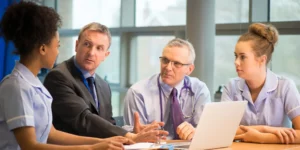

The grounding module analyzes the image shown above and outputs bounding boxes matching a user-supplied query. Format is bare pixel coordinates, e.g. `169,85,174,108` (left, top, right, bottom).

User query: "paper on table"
124,143,161,150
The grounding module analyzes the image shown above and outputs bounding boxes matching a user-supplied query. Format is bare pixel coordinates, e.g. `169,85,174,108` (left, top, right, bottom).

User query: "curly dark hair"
0,1,62,56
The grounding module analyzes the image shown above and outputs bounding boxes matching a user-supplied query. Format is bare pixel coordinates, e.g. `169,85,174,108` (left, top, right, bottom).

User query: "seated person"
0,2,131,149
123,38,211,140
44,22,168,143
221,22,300,144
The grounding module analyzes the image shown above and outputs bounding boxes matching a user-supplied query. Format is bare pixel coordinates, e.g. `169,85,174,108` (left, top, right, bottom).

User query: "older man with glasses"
123,38,211,140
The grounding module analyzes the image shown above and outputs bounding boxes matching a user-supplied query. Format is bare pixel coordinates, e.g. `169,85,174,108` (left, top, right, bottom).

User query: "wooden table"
166,141,300,150
226,142,300,150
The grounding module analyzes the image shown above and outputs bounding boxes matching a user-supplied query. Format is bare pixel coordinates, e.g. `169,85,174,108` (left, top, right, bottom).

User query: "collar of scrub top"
157,74,194,122
73,57,96,92
237,68,278,102
12,61,52,98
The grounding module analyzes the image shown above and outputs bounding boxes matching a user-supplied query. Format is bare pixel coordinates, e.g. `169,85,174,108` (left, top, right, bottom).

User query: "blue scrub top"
221,69,300,127
0,62,53,150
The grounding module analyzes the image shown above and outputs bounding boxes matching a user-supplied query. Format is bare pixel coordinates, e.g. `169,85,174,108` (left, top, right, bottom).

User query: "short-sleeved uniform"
221,69,300,127
0,62,53,150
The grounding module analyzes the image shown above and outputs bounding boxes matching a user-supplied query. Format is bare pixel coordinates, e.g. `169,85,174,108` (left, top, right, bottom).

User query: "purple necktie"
171,88,184,139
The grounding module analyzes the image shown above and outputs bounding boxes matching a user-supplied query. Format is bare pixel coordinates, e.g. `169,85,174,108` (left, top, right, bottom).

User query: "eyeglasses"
159,57,190,68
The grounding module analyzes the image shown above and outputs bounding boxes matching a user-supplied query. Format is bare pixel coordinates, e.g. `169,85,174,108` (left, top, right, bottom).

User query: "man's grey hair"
164,38,196,64
78,22,112,49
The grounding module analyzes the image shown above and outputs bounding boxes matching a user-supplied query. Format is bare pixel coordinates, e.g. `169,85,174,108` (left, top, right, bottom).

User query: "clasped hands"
234,125,297,144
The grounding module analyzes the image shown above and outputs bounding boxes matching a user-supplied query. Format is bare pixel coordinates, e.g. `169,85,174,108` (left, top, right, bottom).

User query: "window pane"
130,36,175,84
96,36,120,84
272,35,300,90
135,0,186,27
57,36,120,84
215,0,249,23
270,0,300,21
56,37,77,64
214,36,238,92
57,0,121,29
111,91,120,117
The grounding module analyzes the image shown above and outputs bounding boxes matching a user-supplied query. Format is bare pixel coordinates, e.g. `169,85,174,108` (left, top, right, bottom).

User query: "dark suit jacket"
44,57,128,138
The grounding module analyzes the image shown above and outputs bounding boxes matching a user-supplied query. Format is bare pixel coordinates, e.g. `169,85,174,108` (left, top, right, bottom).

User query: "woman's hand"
90,141,124,150
104,136,134,145
263,126,297,144
234,125,264,143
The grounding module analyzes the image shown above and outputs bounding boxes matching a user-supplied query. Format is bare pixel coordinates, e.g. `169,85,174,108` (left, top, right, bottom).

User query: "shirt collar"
73,57,95,79
13,61,43,88
237,69,278,93
159,75,184,98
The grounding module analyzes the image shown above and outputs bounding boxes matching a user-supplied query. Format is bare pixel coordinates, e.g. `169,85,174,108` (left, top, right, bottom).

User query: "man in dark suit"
44,22,168,142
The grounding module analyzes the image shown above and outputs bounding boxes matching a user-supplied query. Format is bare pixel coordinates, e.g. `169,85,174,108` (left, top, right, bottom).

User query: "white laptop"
173,101,247,150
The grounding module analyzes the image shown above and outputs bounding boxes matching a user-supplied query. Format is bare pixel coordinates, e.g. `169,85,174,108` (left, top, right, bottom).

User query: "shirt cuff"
122,125,134,132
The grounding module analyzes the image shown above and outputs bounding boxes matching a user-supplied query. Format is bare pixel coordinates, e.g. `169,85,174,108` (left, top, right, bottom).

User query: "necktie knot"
171,88,178,101
87,77,95,85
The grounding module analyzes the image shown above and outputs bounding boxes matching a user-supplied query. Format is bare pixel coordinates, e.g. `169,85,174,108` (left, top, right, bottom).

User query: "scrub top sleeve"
2,80,35,130
284,80,300,120
221,82,234,102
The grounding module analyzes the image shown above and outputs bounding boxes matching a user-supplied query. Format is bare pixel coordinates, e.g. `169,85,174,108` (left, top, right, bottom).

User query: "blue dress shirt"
74,58,99,110
123,74,211,139
221,69,300,127
0,62,53,150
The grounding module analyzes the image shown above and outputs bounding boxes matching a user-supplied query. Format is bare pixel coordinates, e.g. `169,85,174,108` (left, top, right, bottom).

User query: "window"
96,36,120,84
130,36,175,84
56,36,77,64
272,35,300,90
135,0,186,26
111,91,120,116
270,0,300,21
57,0,121,29
215,0,249,23
214,36,239,92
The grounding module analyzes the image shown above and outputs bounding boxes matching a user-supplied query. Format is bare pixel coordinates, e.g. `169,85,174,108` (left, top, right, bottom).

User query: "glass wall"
57,0,121,29
214,36,239,91
215,0,249,23
135,0,186,26
32,0,300,115
270,0,300,21
272,35,300,89
130,36,175,84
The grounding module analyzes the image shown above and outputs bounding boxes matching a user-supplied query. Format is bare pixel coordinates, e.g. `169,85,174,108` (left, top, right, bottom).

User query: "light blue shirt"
221,69,300,127
0,62,53,150
123,74,211,139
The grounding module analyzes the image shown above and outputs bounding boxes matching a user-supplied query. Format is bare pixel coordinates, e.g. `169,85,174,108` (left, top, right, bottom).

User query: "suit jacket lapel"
66,57,99,114
95,76,105,116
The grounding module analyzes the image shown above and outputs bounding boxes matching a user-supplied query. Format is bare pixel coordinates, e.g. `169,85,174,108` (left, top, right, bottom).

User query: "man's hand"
176,122,195,140
234,125,264,143
133,112,164,133
263,126,297,144
127,123,169,143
